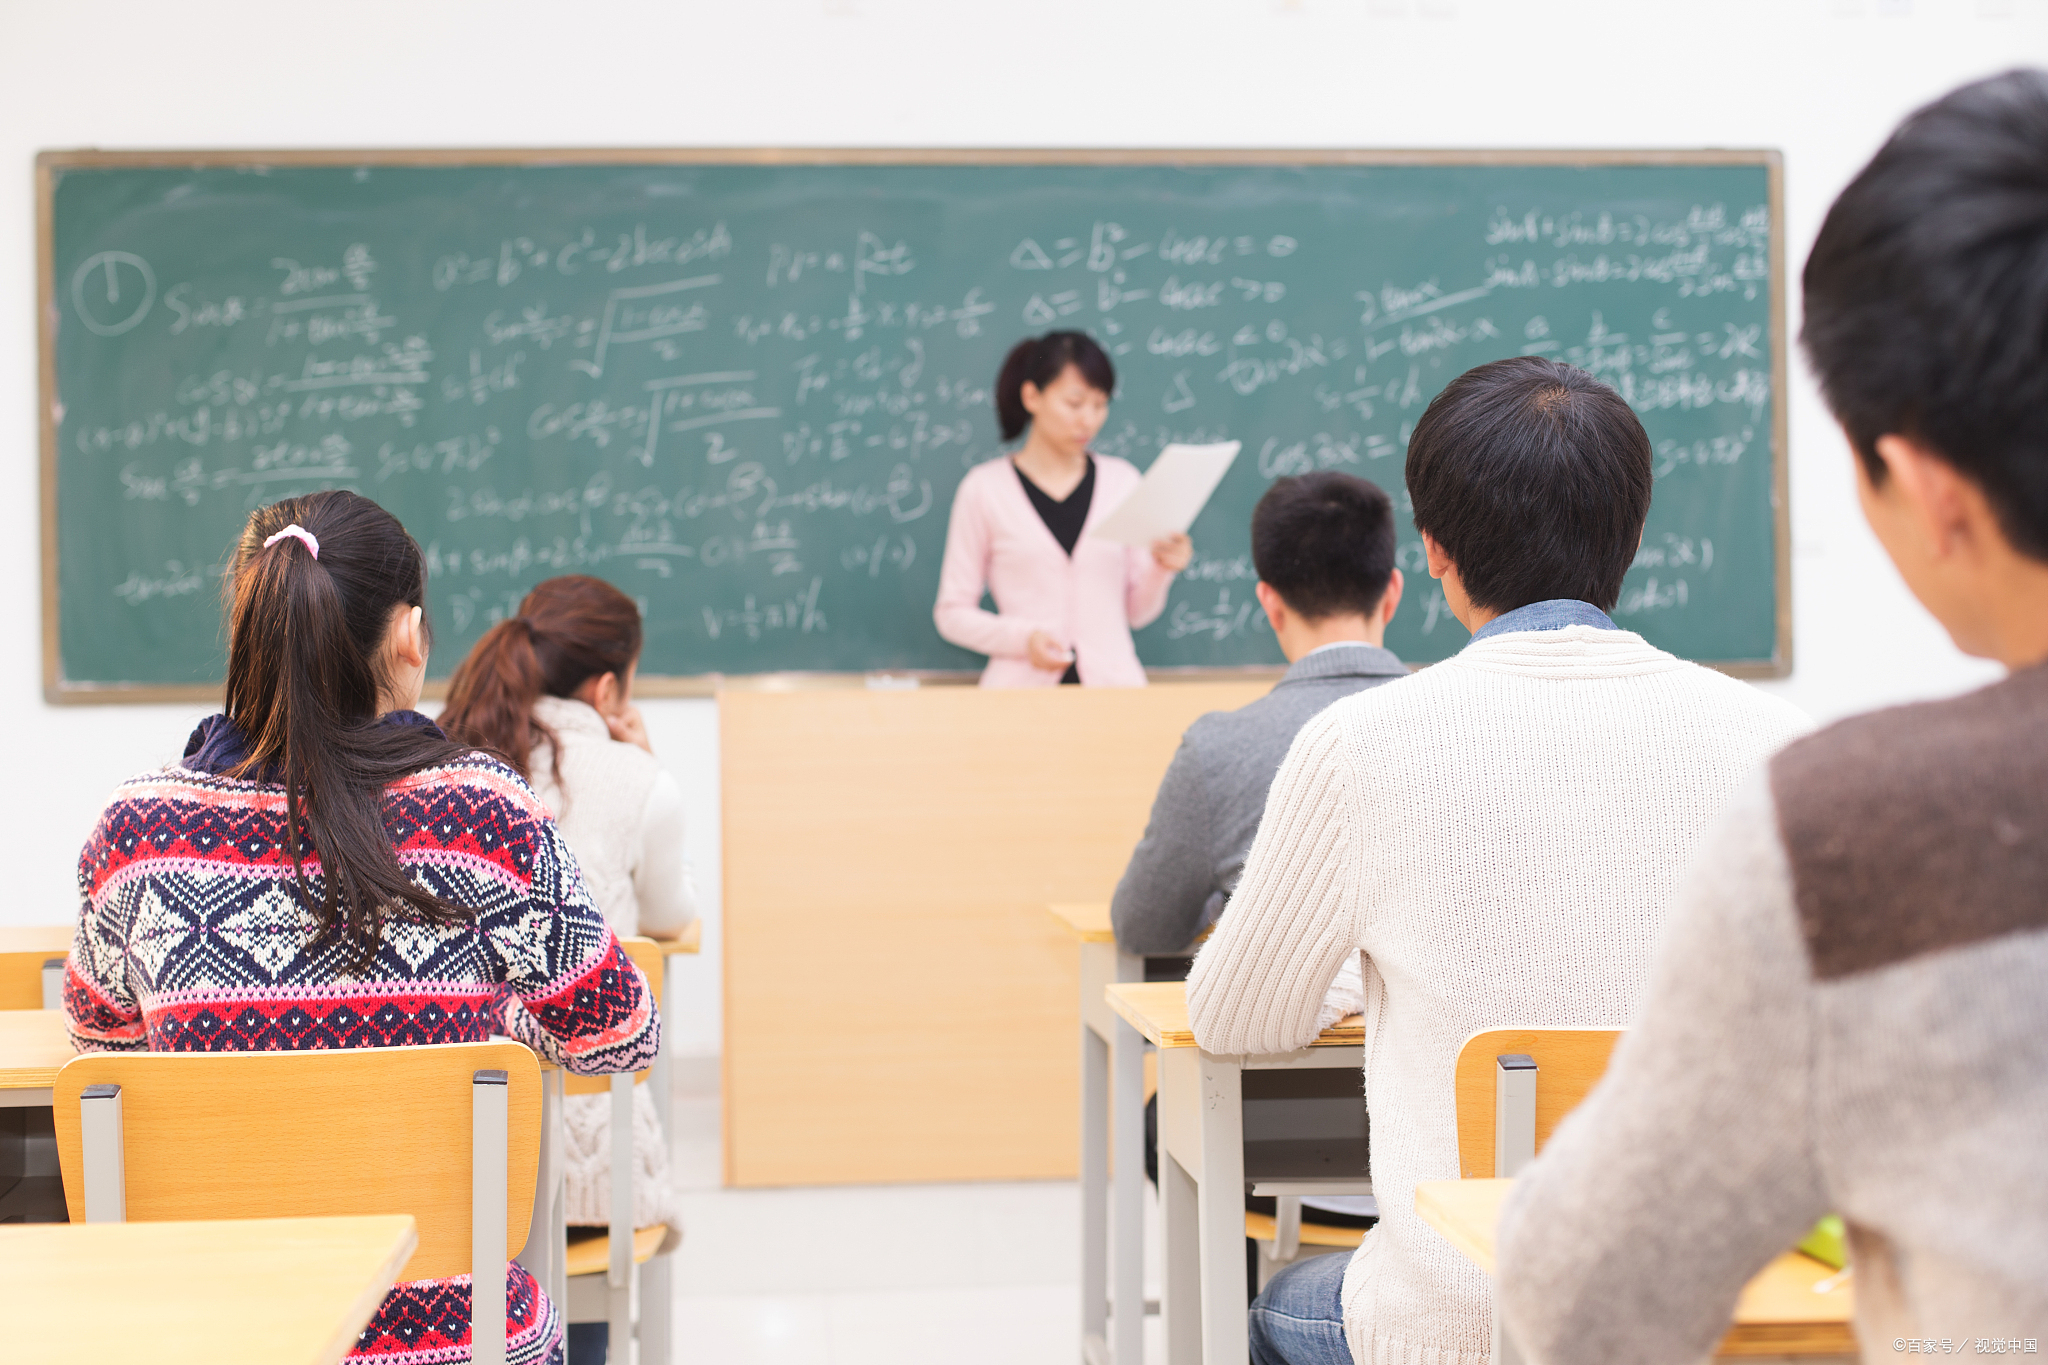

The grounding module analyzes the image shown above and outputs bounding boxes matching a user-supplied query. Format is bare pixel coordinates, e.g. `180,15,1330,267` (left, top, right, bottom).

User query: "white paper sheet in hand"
1088,441,1241,547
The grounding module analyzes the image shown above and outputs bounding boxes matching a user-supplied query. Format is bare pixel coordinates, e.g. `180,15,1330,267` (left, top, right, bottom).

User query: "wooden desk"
0,1009,74,1108
1416,1179,1857,1357
1109,981,1365,1365
1050,903,1144,1365
2,1213,417,1364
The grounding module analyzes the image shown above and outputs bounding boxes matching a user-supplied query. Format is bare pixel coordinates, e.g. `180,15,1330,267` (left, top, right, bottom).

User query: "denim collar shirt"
1466,598,1618,646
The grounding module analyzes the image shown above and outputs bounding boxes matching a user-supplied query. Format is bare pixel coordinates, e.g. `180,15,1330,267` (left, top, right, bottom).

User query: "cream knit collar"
1450,623,1680,678
533,694,612,740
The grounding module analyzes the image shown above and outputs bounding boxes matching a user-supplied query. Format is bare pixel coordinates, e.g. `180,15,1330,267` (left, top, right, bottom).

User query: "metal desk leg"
1160,1145,1202,1365
1081,1015,1110,1364
1110,1018,1146,1365
1194,1050,1248,1365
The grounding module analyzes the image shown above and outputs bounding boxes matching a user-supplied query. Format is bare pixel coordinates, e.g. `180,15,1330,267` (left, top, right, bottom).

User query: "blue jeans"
1248,1251,1355,1365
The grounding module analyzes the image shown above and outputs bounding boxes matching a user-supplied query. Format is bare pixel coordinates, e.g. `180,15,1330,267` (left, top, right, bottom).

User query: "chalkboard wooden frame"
37,147,1789,703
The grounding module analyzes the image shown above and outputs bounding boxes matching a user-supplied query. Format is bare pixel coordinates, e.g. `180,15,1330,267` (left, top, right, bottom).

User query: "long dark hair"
994,331,1116,441
223,490,476,970
439,575,643,783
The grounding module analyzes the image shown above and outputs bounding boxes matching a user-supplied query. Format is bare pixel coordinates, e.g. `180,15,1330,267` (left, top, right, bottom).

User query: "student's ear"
1420,532,1454,581
388,604,426,671
1254,580,1288,634
1377,567,1404,627
1870,434,1980,562
1019,381,1045,418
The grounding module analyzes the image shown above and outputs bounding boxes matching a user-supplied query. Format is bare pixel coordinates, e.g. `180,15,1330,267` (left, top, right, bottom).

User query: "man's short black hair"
1803,68,2048,561
1250,471,1397,620
1404,356,1651,614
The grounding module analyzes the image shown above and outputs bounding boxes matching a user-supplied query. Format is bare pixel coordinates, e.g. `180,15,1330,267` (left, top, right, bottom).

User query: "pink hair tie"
262,524,320,559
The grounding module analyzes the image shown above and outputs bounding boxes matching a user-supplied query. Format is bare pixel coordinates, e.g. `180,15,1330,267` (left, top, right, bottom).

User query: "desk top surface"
648,920,701,955
1415,1179,1854,1340
1105,981,1364,1050
0,925,72,957
3,1214,417,1365
1047,903,1114,943
0,1009,73,1089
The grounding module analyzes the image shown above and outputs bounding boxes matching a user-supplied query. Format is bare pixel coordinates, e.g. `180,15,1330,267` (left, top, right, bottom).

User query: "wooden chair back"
0,926,74,1009
563,936,663,1097
1452,1028,1623,1178
52,1040,541,1281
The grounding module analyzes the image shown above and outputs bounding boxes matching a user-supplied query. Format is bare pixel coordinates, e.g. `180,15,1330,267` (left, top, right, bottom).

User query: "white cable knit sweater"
1187,626,1811,1365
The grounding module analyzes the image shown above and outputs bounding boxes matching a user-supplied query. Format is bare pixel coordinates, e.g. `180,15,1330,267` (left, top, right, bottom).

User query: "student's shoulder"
391,749,554,823
1657,657,1812,735
1769,665,2048,981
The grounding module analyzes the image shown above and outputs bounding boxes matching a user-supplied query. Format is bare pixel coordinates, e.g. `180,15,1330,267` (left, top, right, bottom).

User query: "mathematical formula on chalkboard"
39,152,1786,697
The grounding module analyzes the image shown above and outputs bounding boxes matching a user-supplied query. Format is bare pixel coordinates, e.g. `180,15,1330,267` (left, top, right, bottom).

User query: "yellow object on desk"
1,1214,417,1365
1105,979,1365,1049
1415,1179,1855,1357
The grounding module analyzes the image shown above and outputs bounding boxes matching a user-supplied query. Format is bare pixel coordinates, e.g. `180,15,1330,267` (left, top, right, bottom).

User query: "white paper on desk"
1088,441,1241,547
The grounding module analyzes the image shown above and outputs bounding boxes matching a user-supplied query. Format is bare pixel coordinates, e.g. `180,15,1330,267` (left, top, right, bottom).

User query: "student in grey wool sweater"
1112,470,1406,958
1498,70,2048,1357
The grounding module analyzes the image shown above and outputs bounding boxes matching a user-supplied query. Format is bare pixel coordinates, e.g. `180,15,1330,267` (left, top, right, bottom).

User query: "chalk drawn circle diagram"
71,251,156,336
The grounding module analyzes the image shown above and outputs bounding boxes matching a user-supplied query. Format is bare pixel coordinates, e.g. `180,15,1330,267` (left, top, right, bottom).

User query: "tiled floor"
661,1091,1148,1364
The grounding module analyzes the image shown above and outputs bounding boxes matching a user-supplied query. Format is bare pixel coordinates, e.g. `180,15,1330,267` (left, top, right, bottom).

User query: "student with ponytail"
934,330,1193,686
65,490,659,1365
442,577,695,1358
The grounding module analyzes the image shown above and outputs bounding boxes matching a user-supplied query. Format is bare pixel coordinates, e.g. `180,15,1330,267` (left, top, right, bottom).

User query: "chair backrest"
0,926,75,1009
1452,1028,1623,1179
52,1040,540,1281
563,936,664,1098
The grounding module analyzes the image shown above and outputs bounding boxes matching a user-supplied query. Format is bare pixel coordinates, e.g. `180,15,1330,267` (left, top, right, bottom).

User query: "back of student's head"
1804,68,2048,560
1251,472,1397,619
440,575,644,781
994,330,1116,441
1405,357,1651,614
224,490,471,966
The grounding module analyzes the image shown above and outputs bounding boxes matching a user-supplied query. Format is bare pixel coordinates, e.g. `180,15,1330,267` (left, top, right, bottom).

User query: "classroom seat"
0,925,74,1009
1450,1027,1853,1361
51,1040,541,1364
561,934,675,1365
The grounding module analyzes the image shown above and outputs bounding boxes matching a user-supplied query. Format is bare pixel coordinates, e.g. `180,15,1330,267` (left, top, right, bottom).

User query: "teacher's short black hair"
1251,472,1397,621
1804,68,2048,561
1405,356,1651,614
995,331,1116,441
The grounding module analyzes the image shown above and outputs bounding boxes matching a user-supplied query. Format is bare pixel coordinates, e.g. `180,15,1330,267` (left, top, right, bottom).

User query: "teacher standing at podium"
935,331,1192,687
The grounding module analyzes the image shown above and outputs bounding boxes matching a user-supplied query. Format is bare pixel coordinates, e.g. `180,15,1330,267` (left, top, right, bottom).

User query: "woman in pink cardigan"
934,332,1192,687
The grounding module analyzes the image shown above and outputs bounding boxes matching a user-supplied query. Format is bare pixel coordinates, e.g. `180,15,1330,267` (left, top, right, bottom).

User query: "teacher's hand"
1026,630,1076,673
1151,533,1193,573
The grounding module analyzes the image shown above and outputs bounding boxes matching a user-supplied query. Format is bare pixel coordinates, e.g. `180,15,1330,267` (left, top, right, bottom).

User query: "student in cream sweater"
442,576,696,1363
1187,357,1810,1365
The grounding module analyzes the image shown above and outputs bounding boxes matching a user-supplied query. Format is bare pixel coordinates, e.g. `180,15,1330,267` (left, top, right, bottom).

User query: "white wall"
5,1,2044,1054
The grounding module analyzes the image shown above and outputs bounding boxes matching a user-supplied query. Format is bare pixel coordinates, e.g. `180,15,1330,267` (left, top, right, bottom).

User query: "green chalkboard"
39,151,1786,697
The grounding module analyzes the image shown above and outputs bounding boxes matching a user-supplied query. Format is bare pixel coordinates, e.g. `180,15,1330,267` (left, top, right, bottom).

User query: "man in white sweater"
1186,355,1810,1365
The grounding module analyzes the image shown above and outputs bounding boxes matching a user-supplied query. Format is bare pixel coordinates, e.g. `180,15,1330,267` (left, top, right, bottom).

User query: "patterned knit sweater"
1187,626,1811,1365
65,711,661,1365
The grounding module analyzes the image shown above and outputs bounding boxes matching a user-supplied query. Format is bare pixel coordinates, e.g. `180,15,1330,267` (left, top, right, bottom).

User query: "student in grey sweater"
1111,470,1407,958
1498,70,2048,1357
